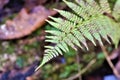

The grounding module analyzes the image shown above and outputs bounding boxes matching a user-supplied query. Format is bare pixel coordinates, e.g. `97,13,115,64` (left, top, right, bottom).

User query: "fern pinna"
36,0,120,70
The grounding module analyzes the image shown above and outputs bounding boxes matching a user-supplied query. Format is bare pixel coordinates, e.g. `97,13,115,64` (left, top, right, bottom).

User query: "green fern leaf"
100,0,111,13
36,0,120,70
113,0,120,20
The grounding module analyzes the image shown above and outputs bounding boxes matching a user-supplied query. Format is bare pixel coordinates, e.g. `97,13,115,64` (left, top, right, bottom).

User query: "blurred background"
0,0,119,80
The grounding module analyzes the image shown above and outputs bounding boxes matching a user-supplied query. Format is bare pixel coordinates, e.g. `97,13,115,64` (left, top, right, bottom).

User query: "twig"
76,53,82,80
65,59,96,80
100,45,120,78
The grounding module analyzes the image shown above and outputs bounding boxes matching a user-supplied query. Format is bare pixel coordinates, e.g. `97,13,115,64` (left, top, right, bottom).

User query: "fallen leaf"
0,6,52,40
24,0,47,11
0,0,66,40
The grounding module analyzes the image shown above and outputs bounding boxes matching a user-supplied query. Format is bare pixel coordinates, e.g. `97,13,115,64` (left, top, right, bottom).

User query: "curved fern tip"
91,40,96,46
45,19,49,22
85,45,89,51
63,0,67,3
48,16,51,18
35,66,40,71
48,16,54,19
106,39,111,44
53,8,60,12
35,65,42,71
35,62,45,71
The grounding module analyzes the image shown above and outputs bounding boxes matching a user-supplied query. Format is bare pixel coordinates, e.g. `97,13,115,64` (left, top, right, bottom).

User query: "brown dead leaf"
25,0,47,5
0,0,66,40
24,0,47,11
0,6,54,40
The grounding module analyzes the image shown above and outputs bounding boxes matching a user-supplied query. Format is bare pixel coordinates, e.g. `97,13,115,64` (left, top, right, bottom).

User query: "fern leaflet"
36,0,120,70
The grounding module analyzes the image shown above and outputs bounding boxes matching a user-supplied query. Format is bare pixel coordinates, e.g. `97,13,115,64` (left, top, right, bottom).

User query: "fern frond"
53,9,82,23
63,0,90,19
113,0,120,20
100,0,111,13
85,0,102,13
36,0,120,69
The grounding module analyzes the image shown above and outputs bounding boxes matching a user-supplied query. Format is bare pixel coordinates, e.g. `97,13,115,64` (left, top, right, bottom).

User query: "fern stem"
100,45,120,78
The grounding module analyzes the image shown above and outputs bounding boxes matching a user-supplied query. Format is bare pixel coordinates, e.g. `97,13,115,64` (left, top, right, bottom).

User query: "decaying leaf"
24,0,47,11
0,6,54,40
25,0,47,5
